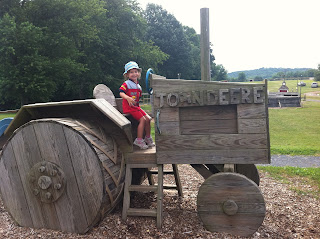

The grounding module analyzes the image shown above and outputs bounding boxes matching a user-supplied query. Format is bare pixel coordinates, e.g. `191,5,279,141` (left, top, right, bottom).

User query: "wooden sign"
151,76,270,165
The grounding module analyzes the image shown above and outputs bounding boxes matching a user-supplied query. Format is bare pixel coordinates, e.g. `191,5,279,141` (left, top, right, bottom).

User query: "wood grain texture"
93,84,117,108
3,99,133,153
156,134,268,151
237,103,266,119
0,118,125,234
179,105,237,121
180,119,237,135
157,149,269,164
197,173,265,237
238,118,267,134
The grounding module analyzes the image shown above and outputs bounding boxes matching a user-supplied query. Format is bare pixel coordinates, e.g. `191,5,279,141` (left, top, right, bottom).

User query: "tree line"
0,0,227,110
228,67,319,82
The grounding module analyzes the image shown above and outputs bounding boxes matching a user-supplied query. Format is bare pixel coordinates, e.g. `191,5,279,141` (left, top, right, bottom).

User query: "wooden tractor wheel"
0,118,126,234
197,172,266,237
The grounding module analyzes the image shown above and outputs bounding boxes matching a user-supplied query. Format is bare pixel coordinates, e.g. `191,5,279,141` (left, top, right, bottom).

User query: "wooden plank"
156,121,180,136
0,141,34,228
19,123,61,230
157,164,163,228
156,149,269,164
152,79,266,92
238,119,267,134
92,99,131,129
125,147,157,164
180,119,237,135
63,125,104,230
150,73,166,81
158,107,179,122
156,134,268,151
237,103,266,119
152,79,266,109
33,121,90,232
128,185,158,192
180,105,237,121
127,208,157,217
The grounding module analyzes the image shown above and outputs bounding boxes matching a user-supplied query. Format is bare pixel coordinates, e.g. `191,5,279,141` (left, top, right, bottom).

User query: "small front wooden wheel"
197,172,265,237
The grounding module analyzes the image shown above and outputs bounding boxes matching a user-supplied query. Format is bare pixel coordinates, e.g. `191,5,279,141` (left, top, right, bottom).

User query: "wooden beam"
200,8,210,82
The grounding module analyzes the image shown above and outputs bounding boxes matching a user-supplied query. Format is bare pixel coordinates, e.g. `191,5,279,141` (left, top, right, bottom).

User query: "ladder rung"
152,184,178,190
163,184,178,190
149,170,174,174
127,208,157,217
129,185,158,192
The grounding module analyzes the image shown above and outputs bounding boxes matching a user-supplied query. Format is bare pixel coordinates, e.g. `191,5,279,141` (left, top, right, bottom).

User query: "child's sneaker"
133,138,148,149
144,136,155,147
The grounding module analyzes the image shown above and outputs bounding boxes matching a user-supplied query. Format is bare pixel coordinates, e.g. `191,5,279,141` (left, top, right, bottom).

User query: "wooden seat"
122,147,163,228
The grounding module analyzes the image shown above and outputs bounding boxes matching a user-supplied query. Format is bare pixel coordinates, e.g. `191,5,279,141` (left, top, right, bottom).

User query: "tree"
315,64,320,82
0,14,52,106
237,72,247,82
183,26,201,79
254,76,264,81
211,63,228,81
144,4,192,79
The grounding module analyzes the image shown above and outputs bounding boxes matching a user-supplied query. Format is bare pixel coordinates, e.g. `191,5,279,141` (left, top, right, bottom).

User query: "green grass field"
269,101,320,156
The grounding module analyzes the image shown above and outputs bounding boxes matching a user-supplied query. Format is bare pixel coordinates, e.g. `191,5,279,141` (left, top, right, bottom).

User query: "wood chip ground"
0,164,318,238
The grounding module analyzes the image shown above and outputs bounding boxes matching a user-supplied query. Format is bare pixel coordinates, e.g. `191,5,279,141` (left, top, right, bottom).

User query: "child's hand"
126,97,135,107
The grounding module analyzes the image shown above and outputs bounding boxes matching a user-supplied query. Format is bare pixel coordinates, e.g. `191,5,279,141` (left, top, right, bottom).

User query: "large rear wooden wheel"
0,118,125,233
197,172,265,237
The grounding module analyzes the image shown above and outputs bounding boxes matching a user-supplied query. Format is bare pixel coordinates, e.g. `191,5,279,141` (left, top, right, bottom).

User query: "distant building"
268,80,301,107
278,81,289,92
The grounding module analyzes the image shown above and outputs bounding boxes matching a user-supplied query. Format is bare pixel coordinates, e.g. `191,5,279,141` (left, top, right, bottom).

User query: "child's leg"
137,117,146,139
143,114,155,146
144,116,151,137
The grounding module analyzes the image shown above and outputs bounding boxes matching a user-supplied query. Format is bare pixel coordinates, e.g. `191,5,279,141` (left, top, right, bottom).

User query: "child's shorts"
125,107,147,121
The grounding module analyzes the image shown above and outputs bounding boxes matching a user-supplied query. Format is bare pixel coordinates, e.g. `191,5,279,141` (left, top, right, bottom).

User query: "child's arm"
120,92,135,107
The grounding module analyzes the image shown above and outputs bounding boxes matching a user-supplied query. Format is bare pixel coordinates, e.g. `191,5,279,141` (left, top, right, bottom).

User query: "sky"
137,0,320,73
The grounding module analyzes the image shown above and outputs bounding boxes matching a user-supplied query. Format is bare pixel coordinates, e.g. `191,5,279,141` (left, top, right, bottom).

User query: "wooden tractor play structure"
0,74,270,237
0,8,270,237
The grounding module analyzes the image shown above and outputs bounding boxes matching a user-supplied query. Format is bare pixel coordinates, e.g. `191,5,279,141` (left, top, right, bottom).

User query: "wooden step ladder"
122,148,183,228
122,148,163,228
147,164,183,197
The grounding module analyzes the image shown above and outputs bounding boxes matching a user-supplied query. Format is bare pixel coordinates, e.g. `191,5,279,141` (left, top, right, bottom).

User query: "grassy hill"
228,67,313,79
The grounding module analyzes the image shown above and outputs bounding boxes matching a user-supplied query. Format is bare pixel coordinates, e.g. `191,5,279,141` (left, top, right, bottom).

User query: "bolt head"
38,166,46,173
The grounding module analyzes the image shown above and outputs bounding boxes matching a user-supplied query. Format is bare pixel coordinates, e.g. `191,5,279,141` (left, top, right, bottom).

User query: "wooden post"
200,8,210,82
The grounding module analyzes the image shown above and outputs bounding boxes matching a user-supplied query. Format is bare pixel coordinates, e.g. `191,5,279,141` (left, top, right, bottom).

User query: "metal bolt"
33,189,39,196
54,184,61,190
38,176,52,190
45,192,52,200
38,166,46,173
50,170,57,176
